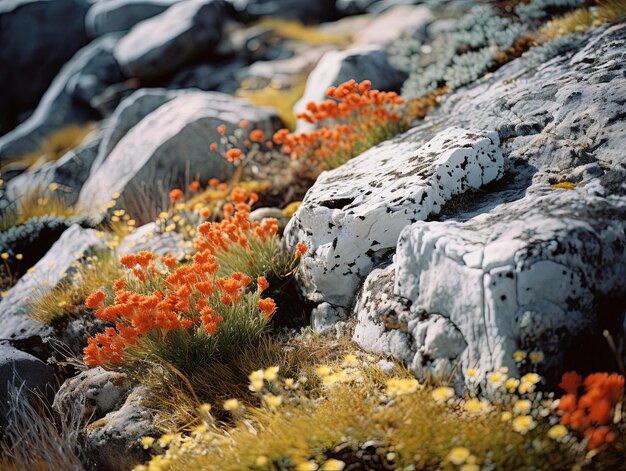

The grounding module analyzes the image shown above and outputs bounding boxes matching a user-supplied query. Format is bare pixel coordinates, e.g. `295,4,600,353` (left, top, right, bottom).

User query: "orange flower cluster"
209,120,274,167
558,371,624,449
195,187,278,258
273,79,404,171
83,189,281,367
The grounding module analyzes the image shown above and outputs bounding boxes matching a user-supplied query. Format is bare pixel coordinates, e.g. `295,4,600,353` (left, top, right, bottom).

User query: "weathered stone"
85,386,158,471
311,302,347,334
0,0,90,135
113,0,228,80
293,45,406,131
352,5,431,46
285,127,504,307
0,34,122,161
85,0,177,38
0,225,106,348
0,345,56,426
229,0,336,24
78,92,281,223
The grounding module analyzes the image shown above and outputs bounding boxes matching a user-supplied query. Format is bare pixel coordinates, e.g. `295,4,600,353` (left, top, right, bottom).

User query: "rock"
78,92,281,223
113,0,228,80
85,0,177,38
0,225,106,351
93,88,185,172
169,59,247,94
285,126,504,307
344,24,626,385
229,0,337,24
0,34,122,161
352,5,431,46
293,45,406,131
0,0,90,135
53,368,132,423
4,132,101,206
53,368,155,470
118,222,188,258
311,302,347,334
0,345,56,426
85,386,158,471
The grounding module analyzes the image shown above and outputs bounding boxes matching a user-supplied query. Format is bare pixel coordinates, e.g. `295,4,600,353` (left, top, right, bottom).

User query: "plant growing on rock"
82,188,303,373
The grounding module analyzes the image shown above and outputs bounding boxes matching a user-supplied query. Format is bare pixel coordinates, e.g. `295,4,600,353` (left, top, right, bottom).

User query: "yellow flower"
447,447,471,465
488,372,505,385
512,415,536,434
513,350,527,362
193,424,207,435
460,465,480,471
386,378,420,397
323,371,347,385
106,200,116,209
264,366,279,382
140,436,155,449
521,372,540,384
296,461,319,471
431,386,455,403
15,254,23,260
547,424,568,440
284,378,295,388
529,351,544,364
464,398,486,413
316,365,332,377
501,411,512,422
112,191,121,198
321,459,346,470
1,253,8,260
255,456,269,467
158,212,168,219
466,368,478,378
342,354,358,367
505,378,519,391
513,399,532,415
249,369,265,392
223,399,240,411
200,403,211,414
158,433,177,447
263,394,283,409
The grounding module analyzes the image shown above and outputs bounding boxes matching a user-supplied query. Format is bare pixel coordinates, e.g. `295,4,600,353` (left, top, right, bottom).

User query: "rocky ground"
1,0,625,470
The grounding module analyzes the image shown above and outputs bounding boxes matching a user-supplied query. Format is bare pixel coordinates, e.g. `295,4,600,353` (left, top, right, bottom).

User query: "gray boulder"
0,225,106,349
0,0,90,135
0,34,122,161
93,88,185,172
293,45,406,131
113,0,228,80
285,126,504,307
78,92,281,223
228,0,336,24
118,222,188,258
4,131,101,206
85,0,177,38
0,345,56,426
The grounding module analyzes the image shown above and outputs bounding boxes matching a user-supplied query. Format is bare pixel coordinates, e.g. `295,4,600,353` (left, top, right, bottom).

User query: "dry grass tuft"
256,18,352,46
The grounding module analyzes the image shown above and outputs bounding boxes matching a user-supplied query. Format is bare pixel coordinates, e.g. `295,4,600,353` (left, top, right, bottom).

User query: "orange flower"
209,178,220,187
559,371,582,395
257,276,269,293
225,148,243,162
558,394,577,413
85,290,106,310
199,207,211,219
258,298,276,318
295,242,307,257
239,120,249,128
217,124,226,135
209,143,218,151
169,188,184,203
249,129,265,142
162,254,177,268
188,180,201,192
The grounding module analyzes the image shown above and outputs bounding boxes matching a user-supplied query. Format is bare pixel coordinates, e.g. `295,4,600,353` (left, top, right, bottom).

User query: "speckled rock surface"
0,225,106,347
339,23,626,385
78,91,281,223
285,126,504,307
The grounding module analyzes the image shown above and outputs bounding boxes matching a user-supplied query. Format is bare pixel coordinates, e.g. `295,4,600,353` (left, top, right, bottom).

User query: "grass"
29,249,123,325
237,77,307,131
0,123,96,171
538,0,626,41
255,18,352,46
136,344,626,471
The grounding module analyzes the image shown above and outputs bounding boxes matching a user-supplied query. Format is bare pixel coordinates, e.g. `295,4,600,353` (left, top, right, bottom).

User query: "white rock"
118,222,188,258
85,0,177,38
285,126,503,307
